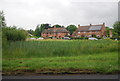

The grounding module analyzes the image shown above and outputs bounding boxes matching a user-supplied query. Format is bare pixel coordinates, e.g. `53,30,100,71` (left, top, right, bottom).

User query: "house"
72,23,106,38
41,26,70,39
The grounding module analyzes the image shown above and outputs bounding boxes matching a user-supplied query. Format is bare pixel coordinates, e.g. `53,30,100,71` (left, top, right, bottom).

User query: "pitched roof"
42,28,69,33
76,24,103,32
77,26,90,32
89,25,102,31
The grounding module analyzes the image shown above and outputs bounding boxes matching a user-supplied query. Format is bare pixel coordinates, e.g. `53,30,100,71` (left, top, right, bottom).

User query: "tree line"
1,11,120,43
27,24,77,37
29,22,120,39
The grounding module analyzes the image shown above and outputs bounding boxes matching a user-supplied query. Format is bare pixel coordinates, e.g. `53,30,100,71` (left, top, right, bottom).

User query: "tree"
61,25,65,28
113,21,120,38
44,24,51,29
0,11,6,28
34,24,51,37
106,27,113,37
27,29,34,35
34,24,41,37
2,26,27,41
66,25,77,35
52,24,62,28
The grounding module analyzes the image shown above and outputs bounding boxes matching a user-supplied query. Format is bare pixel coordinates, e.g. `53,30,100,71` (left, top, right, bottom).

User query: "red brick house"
72,23,106,38
41,26,70,39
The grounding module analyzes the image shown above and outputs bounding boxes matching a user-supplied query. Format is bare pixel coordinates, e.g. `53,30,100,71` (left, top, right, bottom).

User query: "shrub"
2,26,27,41
70,37,88,40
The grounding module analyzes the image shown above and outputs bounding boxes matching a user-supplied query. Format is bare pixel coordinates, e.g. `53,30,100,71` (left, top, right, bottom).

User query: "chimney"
54,25,56,28
53,25,56,33
109,30,113,38
78,24,80,28
103,22,105,26
90,24,92,26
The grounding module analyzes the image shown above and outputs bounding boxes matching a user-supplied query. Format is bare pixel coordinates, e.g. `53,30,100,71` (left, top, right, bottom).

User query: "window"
78,32,80,33
77,35,80,37
84,32,86,33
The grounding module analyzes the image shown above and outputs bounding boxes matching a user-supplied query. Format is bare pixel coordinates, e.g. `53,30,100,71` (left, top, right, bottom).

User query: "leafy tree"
44,24,51,29
61,25,65,28
113,21,120,38
27,29,34,35
34,24,41,37
0,11,6,28
2,26,27,41
0,11,7,47
34,24,51,37
66,25,77,35
52,24,62,28
106,27,113,37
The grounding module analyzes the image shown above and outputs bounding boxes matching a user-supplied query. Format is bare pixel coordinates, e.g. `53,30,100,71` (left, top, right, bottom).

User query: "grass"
2,39,119,75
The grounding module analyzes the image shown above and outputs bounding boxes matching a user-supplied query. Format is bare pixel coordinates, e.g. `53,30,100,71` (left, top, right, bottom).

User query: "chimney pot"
54,25,56,28
90,24,92,26
103,22,105,25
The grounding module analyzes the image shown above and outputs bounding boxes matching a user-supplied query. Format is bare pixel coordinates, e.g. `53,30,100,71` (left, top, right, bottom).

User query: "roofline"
78,24,104,27
41,27,70,33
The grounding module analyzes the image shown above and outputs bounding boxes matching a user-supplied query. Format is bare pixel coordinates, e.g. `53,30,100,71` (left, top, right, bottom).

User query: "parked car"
64,37,71,40
115,38,118,40
29,38,36,39
37,37,44,40
88,37,98,40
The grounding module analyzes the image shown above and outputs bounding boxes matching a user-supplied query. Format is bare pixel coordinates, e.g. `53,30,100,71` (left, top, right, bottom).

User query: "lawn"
2,39,119,75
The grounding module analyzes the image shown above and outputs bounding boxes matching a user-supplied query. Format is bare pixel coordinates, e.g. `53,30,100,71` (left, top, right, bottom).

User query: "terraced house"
41,26,70,39
72,23,106,38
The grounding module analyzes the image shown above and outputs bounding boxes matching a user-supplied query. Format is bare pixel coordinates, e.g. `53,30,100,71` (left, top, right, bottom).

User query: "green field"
2,39,119,75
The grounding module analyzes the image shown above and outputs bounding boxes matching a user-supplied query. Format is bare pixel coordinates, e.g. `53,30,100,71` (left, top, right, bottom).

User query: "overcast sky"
0,0,119,30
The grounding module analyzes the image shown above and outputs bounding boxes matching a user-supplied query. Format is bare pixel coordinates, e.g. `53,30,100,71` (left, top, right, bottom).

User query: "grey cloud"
0,0,118,30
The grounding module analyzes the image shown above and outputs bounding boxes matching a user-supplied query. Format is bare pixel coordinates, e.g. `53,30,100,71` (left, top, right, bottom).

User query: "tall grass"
3,39,118,58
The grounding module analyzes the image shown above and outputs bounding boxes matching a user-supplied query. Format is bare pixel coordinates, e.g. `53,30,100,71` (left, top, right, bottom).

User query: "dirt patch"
3,68,119,76
2,69,104,76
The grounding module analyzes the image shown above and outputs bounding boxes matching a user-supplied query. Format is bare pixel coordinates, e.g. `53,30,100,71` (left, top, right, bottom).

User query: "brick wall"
72,24,106,38
41,32,69,39
73,31,102,37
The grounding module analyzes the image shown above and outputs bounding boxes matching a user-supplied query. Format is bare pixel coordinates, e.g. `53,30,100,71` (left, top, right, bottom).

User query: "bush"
71,37,88,40
2,26,27,41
